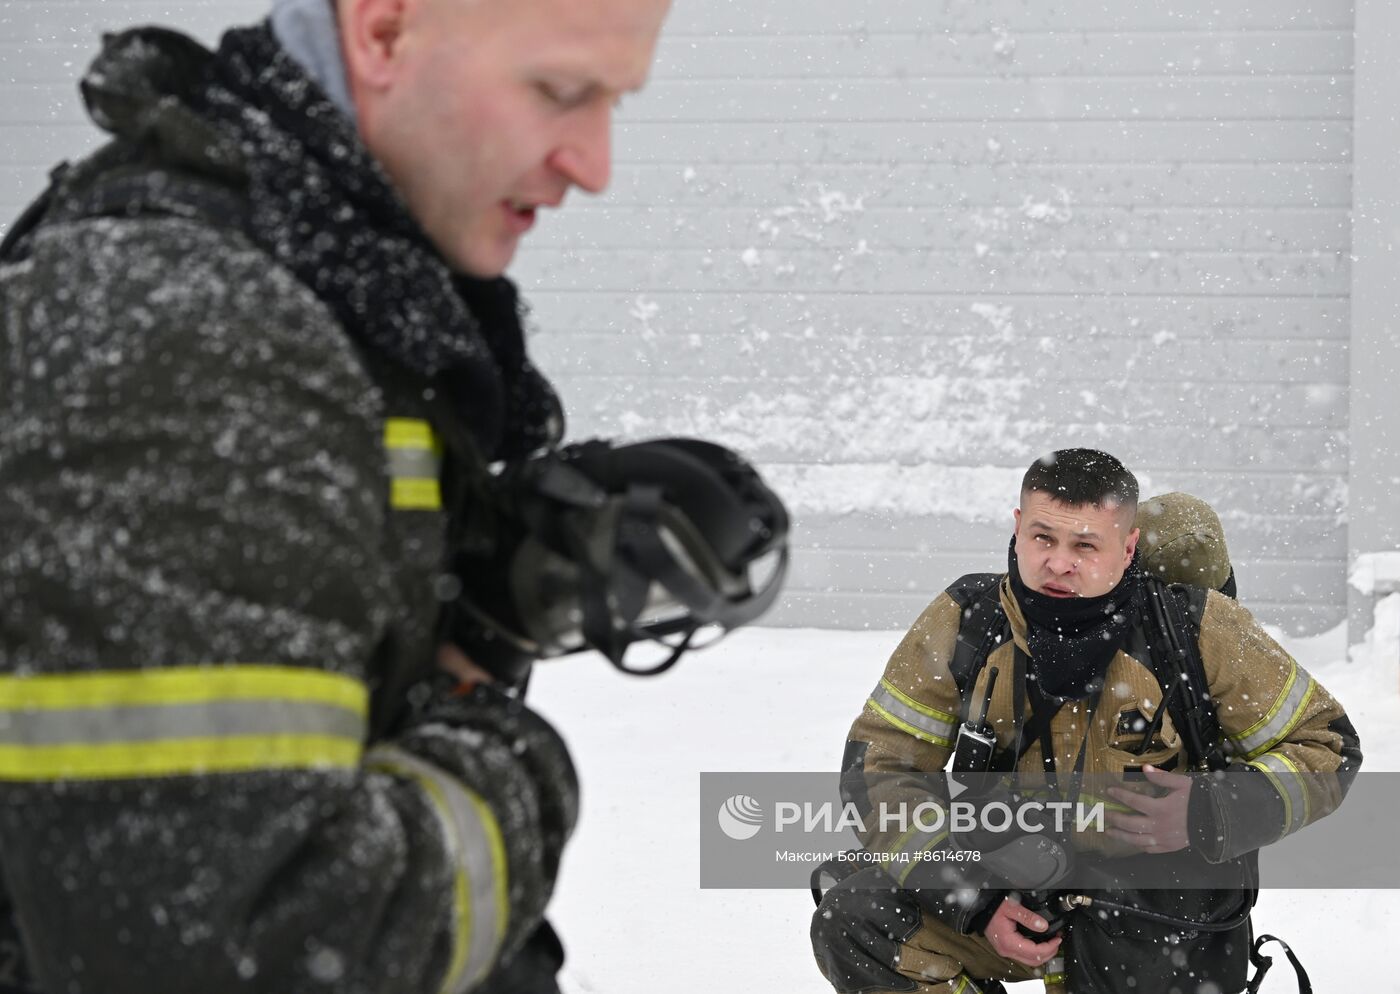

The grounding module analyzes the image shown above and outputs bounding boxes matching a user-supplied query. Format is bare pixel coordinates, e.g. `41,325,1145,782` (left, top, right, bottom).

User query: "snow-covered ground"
531,611,1400,993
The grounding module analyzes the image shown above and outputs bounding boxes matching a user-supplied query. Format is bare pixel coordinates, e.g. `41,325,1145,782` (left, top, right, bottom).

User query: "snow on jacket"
0,23,574,994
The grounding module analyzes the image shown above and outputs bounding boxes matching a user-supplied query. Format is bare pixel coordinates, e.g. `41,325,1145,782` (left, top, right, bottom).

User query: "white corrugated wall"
1,1,1355,634
523,1,1355,635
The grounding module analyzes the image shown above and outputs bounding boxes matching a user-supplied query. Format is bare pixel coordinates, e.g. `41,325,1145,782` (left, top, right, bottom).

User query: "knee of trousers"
810,867,923,994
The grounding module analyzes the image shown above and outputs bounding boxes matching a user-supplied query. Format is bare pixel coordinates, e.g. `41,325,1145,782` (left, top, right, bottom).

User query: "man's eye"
1035,535,1052,544
1077,542,1096,551
537,81,588,108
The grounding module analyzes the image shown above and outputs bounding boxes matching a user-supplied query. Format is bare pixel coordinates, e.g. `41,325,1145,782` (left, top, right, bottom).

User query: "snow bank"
531,624,1397,993
1349,552,1400,596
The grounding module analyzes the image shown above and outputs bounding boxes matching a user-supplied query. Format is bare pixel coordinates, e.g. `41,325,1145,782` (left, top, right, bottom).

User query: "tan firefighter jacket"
846,574,1359,902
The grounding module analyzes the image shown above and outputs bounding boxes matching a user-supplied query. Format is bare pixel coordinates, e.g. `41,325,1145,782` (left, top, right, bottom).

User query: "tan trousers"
899,911,1063,993
818,907,1065,994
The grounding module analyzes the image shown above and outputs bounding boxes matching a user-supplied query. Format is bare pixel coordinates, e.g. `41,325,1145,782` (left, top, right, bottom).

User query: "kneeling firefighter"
810,451,1360,994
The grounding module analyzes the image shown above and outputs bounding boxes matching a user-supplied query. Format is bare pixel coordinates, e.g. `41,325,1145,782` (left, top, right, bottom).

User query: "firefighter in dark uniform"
0,0,674,991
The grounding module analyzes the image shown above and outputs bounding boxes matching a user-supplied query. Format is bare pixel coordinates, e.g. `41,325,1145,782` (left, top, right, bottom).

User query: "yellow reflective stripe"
384,418,444,511
1248,752,1309,837
0,665,367,715
1275,752,1310,828
885,825,918,881
0,735,361,781
1232,663,1315,760
384,418,443,453
0,666,368,782
397,767,474,994
867,681,956,746
880,679,957,725
888,823,947,859
1077,790,1136,816
1235,661,1300,744
390,477,443,511
866,699,953,748
886,824,918,856
369,745,508,993
894,828,951,884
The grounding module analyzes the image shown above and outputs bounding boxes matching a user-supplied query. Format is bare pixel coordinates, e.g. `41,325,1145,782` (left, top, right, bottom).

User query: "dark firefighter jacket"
0,23,575,994
845,573,1361,989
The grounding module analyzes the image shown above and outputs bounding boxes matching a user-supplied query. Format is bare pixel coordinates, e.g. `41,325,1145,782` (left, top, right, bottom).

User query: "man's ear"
339,0,412,93
1124,526,1140,566
1013,506,1022,536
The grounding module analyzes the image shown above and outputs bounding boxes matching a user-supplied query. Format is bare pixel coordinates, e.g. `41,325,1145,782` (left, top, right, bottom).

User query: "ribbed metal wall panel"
0,1,1356,633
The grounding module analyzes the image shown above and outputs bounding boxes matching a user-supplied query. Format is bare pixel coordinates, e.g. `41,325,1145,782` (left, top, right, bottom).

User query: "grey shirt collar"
269,0,356,121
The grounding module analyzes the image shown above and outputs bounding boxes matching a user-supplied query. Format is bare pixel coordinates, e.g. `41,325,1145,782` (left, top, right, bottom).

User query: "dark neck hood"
72,23,563,461
1006,540,1142,699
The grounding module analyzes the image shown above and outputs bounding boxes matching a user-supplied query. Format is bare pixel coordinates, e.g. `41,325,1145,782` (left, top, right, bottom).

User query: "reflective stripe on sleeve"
1247,752,1309,838
385,417,443,511
0,665,367,781
1230,662,1315,760
866,679,956,747
890,824,951,884
367,744,508,994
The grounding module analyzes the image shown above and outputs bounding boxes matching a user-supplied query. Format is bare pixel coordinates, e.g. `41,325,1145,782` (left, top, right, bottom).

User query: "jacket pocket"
1102,703,1183,775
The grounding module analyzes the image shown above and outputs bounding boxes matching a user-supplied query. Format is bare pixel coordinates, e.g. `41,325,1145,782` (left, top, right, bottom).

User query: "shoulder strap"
1142,577,1227,770
945,572,1009,725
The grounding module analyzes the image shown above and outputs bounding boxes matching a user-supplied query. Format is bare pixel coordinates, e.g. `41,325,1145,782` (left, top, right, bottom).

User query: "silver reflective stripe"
1249,753,1309,838
891,826,949,884
387,446,440,481
367,744,505,993
868,682,956,746
1232,665,1315,759
0,700,363,746
0,666,367,781
893,825,948,859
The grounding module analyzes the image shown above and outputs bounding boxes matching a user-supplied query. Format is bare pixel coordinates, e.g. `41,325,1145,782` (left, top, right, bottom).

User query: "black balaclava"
1007,538,1141,699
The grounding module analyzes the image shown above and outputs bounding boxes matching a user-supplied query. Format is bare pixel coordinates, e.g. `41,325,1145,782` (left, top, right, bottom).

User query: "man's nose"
548,104,612,195
1047,551,1077,575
